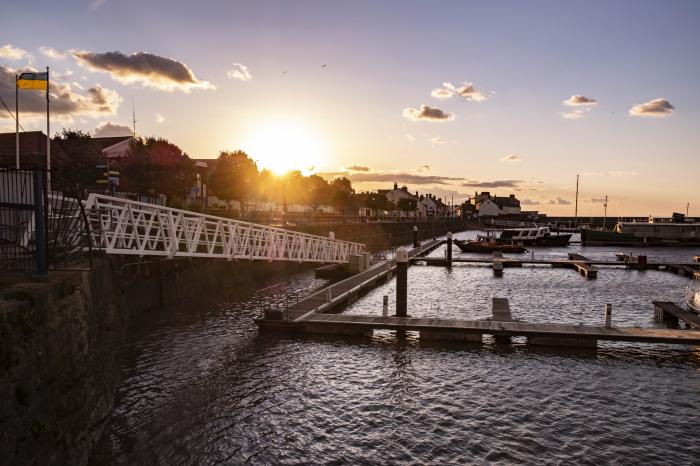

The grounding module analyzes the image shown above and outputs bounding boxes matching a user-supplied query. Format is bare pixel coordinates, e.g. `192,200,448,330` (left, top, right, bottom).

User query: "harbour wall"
0,256,312,465
294,219,472,250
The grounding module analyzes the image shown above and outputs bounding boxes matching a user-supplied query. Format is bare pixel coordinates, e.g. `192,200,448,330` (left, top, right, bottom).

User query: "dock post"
413,225,419,248
604,303,612,328
396,247,408,317
382,295,389,317
446,231,453,266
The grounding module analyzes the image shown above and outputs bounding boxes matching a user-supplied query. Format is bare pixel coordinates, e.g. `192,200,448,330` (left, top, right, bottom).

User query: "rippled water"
91,232,700,465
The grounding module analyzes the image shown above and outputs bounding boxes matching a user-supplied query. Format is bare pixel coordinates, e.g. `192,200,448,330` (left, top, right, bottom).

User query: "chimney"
510,194,515,199
394,182,398,190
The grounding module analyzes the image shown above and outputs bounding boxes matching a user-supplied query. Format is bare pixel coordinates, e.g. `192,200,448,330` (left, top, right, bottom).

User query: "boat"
496,226,572,247
454,237,527,254
581,220,700,247
685,281,700,314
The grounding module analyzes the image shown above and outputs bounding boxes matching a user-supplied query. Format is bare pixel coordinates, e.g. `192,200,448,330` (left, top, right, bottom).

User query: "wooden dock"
653,301,700,329
278,239,444,322
296,312,700,346
567,253,598,279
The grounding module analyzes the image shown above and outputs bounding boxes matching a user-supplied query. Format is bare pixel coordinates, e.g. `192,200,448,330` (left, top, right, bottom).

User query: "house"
0,131,52,169
475,192,522,217
378,183,422,218
94,136,133,159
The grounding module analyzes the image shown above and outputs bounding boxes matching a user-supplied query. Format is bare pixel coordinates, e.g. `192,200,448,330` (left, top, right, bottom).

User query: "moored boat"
497,226,571,247
454,238,527,254
685,281,700,314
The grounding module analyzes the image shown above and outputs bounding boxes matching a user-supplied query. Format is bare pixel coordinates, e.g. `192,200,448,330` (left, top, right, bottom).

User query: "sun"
241,117,326,175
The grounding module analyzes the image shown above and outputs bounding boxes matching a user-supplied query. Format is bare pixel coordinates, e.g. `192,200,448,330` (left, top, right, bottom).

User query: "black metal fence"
0,168,93,274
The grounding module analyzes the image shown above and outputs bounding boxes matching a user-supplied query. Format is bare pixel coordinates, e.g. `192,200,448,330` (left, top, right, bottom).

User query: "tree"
304,174,330,218
398,197,418,218
208,150,259,214
121,137,195,203
329,177,355,216
365,192,388,217
51,129,105,197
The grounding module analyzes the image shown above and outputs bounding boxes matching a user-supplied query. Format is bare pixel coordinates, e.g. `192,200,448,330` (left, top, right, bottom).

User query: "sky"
1,0,699,216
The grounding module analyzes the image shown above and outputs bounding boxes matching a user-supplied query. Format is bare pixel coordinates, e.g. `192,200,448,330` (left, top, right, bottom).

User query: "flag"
17,72,48,90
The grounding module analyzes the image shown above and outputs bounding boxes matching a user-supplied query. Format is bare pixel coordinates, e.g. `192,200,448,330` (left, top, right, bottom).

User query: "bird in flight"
320,64,327,68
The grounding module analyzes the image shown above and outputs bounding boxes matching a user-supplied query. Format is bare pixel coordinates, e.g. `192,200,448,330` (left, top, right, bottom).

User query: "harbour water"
91,231,700,465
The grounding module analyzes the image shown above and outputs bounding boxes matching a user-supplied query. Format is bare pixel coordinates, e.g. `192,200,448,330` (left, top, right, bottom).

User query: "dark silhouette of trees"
51,130,105,197
208,150,259,214
122,137,195,203
304,174,331,217
398,197,418,217
365,192,388,216
329,177,355,215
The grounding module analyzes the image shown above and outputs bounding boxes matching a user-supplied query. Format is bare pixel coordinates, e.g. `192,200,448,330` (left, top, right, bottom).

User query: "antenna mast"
132,96,136,138
603,195,608,229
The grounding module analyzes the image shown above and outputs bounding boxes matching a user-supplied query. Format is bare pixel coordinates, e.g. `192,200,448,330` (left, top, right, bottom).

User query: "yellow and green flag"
17,72,48,90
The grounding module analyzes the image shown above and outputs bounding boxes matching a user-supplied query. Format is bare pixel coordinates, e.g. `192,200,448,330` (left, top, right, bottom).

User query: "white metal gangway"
84,194,366,263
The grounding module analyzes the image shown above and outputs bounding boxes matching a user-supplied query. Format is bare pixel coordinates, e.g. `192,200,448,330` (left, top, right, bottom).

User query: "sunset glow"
241,117,326,175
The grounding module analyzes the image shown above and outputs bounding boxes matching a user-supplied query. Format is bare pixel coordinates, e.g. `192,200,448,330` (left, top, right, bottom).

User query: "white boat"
685,281,700,314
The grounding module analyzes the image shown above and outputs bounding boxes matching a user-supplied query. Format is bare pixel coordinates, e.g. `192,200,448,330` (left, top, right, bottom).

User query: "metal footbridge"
84,193,365,263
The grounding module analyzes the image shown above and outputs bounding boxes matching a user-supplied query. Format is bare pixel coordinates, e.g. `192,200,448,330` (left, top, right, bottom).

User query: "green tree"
208,150,259,214
51,129,105,197
398,197,418,218
304,174,330,218
329,177,355,216
365,192,388,217
122,137,195,203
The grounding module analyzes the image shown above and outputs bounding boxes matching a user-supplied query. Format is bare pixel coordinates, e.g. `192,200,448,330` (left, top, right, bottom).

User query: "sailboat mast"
574,174,579,227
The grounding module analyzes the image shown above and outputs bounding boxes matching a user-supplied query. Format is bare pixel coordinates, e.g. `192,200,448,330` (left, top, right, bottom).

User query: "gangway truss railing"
84,193,366,263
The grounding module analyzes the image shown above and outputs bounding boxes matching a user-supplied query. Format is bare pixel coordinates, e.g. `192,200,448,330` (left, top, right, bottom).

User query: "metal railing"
85,193,366,263
1,168,93,273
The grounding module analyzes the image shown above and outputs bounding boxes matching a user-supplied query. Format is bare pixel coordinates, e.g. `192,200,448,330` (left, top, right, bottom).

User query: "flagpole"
15,74,19,169
46,66,50,193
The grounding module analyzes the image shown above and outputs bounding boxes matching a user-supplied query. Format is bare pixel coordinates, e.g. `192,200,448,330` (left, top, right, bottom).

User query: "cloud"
582,170,637,177
39,46,67,60
454,82,490,102
548,197,572,205
560,108,593,120
0,44,28,61
520,199,540,205
563,95,597,106
73,50,214,92
93,121,132,137
345,165,370,172
629,98,674,117
155,112,165,123
405,133,415,141
589,197,606,203
415,165,431,172
403,105,454,122
462,179,524,188
431,87,453,100
227,63,252,82
501,154,521,162
431,136,445,144
341,172,465,185
432,81,491,102
0,64,121,120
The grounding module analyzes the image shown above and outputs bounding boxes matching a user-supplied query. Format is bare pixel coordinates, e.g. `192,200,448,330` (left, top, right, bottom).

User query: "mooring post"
413,225,419,248
329,231,335,240
382,295,389,317
396,247,408,317
446,231,453,266
33,170,47,276
604,303,612,328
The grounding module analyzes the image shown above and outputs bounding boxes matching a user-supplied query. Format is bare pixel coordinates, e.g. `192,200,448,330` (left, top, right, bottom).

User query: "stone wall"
0,257,312,465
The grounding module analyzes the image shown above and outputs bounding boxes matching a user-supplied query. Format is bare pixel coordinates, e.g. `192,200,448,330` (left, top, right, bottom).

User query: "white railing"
84,193,366,263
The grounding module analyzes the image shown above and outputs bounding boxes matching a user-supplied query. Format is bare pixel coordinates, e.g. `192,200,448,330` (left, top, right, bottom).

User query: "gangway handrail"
84,193,366,263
